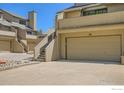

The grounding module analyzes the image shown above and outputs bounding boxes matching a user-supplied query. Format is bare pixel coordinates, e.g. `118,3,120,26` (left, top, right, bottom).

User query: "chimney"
28,11,37,31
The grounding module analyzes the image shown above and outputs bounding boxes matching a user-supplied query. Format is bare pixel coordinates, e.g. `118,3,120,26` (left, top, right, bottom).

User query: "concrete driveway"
0,60,124,85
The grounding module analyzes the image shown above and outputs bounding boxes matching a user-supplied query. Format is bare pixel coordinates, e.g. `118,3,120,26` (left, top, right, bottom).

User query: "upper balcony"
26,34,37,39
26,31,38,39
0,19,16,37
57,11,124,30
0,30,16,37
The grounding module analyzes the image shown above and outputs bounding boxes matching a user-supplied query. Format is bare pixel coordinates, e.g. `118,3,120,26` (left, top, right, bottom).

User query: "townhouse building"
34,3,124,64
56,3,124,64
0,9,42,53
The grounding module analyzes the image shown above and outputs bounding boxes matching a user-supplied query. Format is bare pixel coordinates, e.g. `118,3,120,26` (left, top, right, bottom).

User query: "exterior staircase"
37,49,46,61
18,39,28,52
34,29,56,62
15,28,28,53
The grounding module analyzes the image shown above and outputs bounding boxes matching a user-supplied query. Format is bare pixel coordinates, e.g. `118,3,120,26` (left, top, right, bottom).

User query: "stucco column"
121,32,124,64
56,32,61,60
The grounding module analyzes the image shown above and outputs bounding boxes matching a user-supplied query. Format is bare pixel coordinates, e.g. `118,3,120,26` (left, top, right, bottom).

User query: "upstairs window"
27,31,32,35
19,20,26,25
82,8,107,16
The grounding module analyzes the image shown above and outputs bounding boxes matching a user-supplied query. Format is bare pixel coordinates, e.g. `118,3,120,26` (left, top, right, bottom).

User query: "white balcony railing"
0,30,16,37
26,34,37,39
58,11,124,29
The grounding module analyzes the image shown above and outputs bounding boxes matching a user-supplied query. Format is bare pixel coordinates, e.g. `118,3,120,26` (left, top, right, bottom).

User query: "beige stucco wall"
0,36,15,52
45,38,58,62
55,4,124,63
107,4,124,13
58,4,124,19
81,4,124,13
46,39,55,62
59,29,124,60
0,35,39,53
0,40,10,52
27,41,36,52
27,38,41,52
0,30,16,37
27,37,42,52
57,12,64,20
20,39,27,46
13,39,24,53
58,11,124,29
65,10,81,18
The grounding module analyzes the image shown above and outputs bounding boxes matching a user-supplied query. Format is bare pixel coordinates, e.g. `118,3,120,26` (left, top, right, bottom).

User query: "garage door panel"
67,36,121,61
0,40,10,52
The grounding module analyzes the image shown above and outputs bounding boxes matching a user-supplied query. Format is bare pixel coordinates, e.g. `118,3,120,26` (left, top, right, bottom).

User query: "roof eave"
0,9,27,20
63,3,103,12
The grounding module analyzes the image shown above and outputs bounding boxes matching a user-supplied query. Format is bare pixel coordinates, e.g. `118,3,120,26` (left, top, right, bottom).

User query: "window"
19,20,26,25
27,31,32,35
82,8,107,16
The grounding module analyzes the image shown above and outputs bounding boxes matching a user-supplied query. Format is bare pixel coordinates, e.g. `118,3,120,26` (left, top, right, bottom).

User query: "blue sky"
0,3,73,32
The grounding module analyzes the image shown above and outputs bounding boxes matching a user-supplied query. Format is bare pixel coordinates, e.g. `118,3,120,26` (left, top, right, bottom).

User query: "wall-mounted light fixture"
89,33,92,36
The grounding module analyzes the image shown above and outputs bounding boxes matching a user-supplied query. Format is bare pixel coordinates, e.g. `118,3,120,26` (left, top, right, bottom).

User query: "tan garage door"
67,35,121,62
0,40,10,52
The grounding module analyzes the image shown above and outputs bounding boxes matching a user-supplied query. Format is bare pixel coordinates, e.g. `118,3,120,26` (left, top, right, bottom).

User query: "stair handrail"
34,28,55,59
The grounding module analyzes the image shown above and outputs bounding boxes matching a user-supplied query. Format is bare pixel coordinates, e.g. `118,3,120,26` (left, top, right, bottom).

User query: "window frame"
19,20,26,25
81,8,108,16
